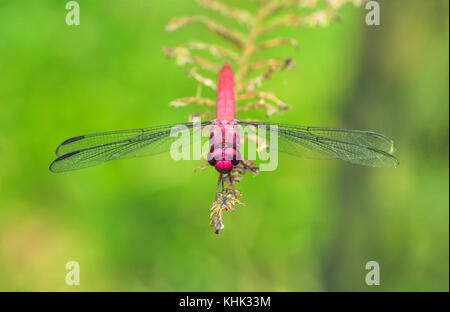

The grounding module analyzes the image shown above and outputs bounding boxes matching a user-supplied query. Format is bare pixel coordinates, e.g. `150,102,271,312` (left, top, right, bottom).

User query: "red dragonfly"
50,62,398,191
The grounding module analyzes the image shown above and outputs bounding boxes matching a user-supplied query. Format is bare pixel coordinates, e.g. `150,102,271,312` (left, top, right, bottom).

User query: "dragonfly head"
208,148,239,173
213,160,234,173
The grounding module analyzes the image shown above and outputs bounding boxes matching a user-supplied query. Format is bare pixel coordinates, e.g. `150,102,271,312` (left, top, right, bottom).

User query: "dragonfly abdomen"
216,62,235,121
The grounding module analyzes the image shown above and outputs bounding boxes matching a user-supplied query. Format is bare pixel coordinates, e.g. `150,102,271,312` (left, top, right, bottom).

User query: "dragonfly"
50,62,399,192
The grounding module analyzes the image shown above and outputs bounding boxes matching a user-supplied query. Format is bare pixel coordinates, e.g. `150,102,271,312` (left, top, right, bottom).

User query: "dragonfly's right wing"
239,122,399,168
50,122,211,173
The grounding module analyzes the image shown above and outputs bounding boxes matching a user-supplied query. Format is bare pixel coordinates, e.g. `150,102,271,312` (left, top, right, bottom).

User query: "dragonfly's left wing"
50,122,211,173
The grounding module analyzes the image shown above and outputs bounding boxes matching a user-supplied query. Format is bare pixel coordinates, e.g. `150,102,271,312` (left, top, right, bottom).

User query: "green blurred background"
0,0,448,291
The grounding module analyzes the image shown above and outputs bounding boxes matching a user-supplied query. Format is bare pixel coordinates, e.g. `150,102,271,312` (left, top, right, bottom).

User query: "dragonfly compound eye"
208,158,216,166
208,149,222,166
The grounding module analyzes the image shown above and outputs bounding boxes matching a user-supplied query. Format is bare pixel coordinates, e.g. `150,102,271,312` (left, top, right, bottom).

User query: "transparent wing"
50,122,211,173
239,121,399,168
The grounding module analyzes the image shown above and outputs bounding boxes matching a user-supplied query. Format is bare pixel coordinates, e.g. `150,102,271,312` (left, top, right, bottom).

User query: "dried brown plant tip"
169,97,216,108
210,188,244,234
188,41,240,62
209,159,260,234
166,16,246,49
196,0,253,27
187,67,217,90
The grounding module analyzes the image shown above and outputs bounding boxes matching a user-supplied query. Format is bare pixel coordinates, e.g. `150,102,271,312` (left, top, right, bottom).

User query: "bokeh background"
0,0,448,291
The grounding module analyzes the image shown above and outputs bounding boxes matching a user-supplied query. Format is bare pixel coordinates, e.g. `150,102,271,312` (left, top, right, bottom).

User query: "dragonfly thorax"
208,120,240,173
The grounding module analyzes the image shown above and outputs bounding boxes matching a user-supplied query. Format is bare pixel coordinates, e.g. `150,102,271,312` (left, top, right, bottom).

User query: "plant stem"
235,4,268,93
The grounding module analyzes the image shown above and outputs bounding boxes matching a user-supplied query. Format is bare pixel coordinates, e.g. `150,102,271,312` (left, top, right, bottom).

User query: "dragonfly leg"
241,159,259,174
193,162,209,173
215,173,223,199
228,174,237,197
